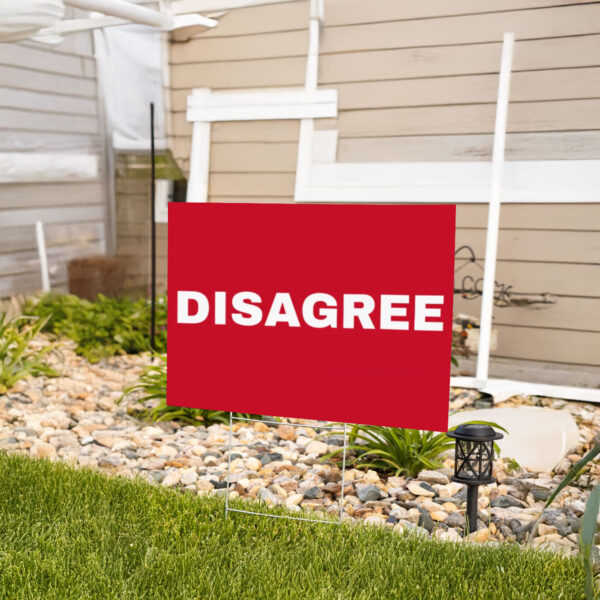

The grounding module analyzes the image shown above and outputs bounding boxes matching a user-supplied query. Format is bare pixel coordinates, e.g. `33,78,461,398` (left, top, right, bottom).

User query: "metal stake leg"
224,411,233,518
338,422,348,524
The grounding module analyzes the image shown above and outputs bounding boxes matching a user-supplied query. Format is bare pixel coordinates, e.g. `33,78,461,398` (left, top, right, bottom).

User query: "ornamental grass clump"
0,313,57,394
24,293,167,362
120,354,256,425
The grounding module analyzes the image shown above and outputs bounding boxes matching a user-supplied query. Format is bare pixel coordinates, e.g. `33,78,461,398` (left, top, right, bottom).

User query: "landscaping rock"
417,508,435,532
303,486,324,500
407,481,436,497
285,494,303,507
259,487,280,506
276,425,296,441
445,512,466,529
305,440,328,456
357,485,383,502
491,495,526,509
418,470,449,485
30,441,56,459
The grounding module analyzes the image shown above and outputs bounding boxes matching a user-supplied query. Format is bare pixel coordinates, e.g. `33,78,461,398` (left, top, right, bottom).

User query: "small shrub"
0,313,57,394
324,425,455,477
324,420,506,477
120,355,256,426
24,293,167,362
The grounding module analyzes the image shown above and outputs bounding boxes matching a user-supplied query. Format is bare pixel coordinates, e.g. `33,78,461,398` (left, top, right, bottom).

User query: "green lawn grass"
0,453,586,600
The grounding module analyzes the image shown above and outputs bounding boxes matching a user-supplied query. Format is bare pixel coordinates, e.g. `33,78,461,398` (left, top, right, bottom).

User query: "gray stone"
455,487,468,501
445,512,466,529
434,496,463,506
260,452,283,466
151,471,166,484
515,521,534,543
541,508,564,525
303,486,324,500
204,451,222,459
532,489,550,502
258,487,280,506
418,509,435,533
567,515,581,533
357,484,383,503
491,495,526,509
508,519,522,533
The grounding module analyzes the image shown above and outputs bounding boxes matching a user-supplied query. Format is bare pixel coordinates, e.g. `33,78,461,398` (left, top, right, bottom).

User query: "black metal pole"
466,484,479,534
150,102,156,352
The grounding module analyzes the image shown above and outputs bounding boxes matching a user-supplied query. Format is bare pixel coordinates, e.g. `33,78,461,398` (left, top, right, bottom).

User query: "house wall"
167,0,600,382
0,22,108,298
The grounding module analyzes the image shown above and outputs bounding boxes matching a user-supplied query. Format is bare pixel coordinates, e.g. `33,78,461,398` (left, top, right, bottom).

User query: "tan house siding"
0,24,108,298
168,0,600,379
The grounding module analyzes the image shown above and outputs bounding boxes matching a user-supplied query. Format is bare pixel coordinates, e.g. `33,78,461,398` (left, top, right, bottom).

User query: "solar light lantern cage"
447,423,503,534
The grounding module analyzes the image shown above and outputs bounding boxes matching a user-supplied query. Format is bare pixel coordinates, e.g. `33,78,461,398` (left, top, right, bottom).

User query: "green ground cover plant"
121,354,256,425
0,313,56,393
0,454,586,600
24,293,167,362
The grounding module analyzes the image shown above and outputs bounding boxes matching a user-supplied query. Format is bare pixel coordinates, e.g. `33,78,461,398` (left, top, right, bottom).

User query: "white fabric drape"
94,23,166,150
0,0,64,42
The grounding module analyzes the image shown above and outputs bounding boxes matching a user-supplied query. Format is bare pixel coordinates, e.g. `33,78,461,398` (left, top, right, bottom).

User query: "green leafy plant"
24,293,167,363
323,420,507,477
529,435,600,599
0,313,57,394
120,355,256,426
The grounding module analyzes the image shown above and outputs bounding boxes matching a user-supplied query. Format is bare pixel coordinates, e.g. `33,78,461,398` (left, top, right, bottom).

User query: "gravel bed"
1,337,599,554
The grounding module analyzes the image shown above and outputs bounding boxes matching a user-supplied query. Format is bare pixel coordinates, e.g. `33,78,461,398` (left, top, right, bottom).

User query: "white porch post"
186,89,212,203
294,0,322,202
475,32,515,384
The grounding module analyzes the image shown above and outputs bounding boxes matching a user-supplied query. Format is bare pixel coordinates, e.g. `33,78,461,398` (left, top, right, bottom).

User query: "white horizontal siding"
0,33,107,298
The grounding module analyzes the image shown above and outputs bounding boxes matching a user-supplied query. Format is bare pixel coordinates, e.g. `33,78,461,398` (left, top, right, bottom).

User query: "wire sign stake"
225,414,349,526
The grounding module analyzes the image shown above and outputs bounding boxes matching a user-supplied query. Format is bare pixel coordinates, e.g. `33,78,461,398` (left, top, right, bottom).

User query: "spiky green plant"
323,421,506,477
120,355,256,425
0,313,57,394
324,425,455,477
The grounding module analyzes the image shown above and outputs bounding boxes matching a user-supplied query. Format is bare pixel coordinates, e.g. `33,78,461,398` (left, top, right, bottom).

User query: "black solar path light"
447,424,504,533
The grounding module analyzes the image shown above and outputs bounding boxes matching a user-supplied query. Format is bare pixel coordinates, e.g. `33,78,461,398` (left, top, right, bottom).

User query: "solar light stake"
447,424,503,534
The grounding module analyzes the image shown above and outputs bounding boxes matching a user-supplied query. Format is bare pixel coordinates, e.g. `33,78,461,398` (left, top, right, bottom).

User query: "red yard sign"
168,203,455,431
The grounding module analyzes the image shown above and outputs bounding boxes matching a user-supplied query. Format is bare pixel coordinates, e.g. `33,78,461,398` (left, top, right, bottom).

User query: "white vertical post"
187,121,211,202
186,89,211,203
35,221,51,292
294,0,322,201
476,32,515,384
